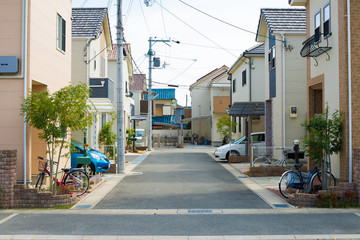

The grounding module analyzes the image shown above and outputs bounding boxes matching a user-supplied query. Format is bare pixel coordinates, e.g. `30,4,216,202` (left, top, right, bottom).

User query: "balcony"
300,33,331,65
89,78,114,102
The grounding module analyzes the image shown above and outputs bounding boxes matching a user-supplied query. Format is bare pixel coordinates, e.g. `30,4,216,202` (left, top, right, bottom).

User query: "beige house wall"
0,0,72,181
190,79,211,141
229,53,265,142
263,32,307,150
307,0,341,178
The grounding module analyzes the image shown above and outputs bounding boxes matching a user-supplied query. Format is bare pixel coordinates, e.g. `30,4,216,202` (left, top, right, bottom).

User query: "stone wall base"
289,182,358,208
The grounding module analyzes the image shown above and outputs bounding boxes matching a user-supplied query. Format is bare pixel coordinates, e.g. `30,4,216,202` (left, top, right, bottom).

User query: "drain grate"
188,209,213,214
76,205,92,209
273,204,289,208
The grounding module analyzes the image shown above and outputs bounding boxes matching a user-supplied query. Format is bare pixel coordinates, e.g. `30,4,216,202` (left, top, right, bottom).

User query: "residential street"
0,146,360,239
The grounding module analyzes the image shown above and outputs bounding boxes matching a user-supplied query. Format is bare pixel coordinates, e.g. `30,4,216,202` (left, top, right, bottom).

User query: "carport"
228,101,265,162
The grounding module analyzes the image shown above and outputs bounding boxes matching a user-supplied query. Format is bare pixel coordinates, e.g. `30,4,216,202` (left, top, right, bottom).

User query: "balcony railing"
300,33,331,66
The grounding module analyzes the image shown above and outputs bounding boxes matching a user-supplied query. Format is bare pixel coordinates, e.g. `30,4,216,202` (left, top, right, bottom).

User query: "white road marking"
0,213,18,225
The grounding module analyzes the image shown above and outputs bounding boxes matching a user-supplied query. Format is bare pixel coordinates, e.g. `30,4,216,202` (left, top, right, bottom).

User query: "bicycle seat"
294,163,303,168
62,168,70,173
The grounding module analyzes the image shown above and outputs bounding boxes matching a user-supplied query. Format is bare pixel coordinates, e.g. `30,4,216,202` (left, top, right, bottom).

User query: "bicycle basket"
38,158,47,172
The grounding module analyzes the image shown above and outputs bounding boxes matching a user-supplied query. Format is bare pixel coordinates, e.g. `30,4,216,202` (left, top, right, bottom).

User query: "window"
233,79,236,93
57,14,66,52
101,113,106,129
271,46,276,69
323,3,330,37
314,10,321,42
238,117,241,133
232,116,236,133
242,70,247,86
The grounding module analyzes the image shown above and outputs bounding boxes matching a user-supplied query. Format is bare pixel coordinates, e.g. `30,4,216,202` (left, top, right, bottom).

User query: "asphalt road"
1,147,360,238
95,149,270,209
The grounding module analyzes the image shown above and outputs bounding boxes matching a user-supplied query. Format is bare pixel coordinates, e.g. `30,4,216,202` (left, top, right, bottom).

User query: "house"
189,65,230,146
228,43,265,142
107,43,135,135
143,88,177,128
130,74,147,116
71,8,114,149
0,0,72,183
289,0,360,186
255,8,307,157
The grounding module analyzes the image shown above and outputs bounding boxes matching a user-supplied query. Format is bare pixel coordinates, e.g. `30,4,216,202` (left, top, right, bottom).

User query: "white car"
214,132,265,161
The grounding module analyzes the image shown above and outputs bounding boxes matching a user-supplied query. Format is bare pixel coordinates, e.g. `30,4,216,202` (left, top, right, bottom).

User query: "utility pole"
147,38,178,150
116,0,125,174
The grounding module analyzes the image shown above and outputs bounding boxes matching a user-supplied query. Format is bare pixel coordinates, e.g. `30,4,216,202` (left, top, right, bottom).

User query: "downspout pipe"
347,0,352,183
23,0,28,185
281,34,286,149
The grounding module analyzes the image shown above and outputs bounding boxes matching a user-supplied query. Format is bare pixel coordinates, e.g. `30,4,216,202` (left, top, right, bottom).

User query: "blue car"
70,142,110,175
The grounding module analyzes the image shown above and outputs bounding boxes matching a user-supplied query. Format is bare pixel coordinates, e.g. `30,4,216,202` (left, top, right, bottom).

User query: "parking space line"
0,213,18,225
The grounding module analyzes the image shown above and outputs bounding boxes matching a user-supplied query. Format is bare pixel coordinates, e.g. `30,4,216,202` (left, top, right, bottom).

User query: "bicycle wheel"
63,170,89,196
253,156,271,167
310,171,336,193
279,170,302,198
35,172,45,189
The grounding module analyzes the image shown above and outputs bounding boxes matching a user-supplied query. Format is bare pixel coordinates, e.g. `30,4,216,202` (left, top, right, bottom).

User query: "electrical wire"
153,1,238,58
159,0,168,38
165,59,197,84
177,0,283,43
124,0,134,26
79,0,89,8
139,0,152,37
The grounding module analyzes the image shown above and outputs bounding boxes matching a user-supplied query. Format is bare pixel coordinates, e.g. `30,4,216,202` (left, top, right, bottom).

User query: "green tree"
21,83,92,194
301,104,342,189
99,115,117,159
216,116,236,140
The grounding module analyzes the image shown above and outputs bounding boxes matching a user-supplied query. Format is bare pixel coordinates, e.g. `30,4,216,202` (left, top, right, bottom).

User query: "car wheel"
81,163,95,176
226,150,240,161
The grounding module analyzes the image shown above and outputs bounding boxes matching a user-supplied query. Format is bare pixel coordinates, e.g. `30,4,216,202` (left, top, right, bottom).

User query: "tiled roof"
130,74,146,91
72,8,108,37
108,43,131,59
244,43,265,55
144,88,176,100
190,65,229,89
260,8,306,33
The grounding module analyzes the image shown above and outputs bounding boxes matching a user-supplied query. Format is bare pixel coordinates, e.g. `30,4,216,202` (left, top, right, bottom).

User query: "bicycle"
35,156,90,196
279,163,336,198
253,148,288,167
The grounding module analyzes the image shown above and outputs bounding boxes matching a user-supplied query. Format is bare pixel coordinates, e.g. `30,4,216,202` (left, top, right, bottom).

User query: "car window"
252,134,265,143
71,145,84,154
234,136,247,144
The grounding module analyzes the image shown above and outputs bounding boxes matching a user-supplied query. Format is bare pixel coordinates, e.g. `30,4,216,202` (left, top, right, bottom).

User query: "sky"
72,0,294,106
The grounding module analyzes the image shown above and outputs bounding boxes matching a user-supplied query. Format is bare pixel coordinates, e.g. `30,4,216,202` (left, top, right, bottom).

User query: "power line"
153,1,238,58
139,0,152,36
159,0,168,38
177,0,283,43
165,59,197,84
124,0,134,26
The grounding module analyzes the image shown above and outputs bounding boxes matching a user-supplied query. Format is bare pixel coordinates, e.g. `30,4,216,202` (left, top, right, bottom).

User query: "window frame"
242,69,247,86
271,46,276,69
314,10,321,43
56,14,66,52
232,79,236,93
323,2,331,38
